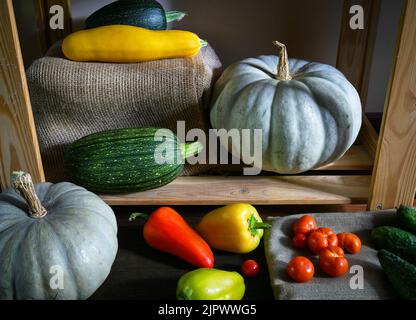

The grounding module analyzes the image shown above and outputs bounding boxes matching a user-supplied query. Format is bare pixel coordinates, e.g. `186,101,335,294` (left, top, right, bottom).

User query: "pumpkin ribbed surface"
0,181,118,299
210,53,362,173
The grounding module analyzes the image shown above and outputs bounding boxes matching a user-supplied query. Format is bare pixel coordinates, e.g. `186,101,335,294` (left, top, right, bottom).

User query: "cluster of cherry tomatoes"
287,215,362,283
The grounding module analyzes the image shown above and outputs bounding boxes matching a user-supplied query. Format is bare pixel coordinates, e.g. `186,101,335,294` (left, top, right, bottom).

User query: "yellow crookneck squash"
62,25,207,63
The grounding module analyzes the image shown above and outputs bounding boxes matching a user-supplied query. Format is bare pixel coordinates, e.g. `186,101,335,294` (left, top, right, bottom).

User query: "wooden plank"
358,114,378,159
32,0,49,54
336,1,380,167
336,0,381,107
368,0,416,210
100,175,370,206
316,144,372,170
204,144,373,174
34,0,72,51
0,0,45,189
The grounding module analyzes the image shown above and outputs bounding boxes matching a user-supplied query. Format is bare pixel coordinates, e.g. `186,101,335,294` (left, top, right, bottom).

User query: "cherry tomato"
287,256,315,283
319,246,349,277
307,230,339,254
242,260,260,277
292,215,317,235
292,234,308,249
337,233,362,254
308,231,327,254
327,234,339,247
316,227,334,236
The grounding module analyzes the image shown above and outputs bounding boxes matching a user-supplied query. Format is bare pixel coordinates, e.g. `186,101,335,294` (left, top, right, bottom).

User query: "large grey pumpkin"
210,41,362,173
0,172,118,300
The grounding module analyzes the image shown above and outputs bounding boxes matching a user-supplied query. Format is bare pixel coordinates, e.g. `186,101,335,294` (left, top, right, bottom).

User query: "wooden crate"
0,0,415,210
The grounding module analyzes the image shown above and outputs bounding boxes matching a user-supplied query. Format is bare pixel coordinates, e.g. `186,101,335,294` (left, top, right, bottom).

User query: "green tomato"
176,268,245,300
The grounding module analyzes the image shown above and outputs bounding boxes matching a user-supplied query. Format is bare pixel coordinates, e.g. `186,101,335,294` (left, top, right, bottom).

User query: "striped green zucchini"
64,128,202,193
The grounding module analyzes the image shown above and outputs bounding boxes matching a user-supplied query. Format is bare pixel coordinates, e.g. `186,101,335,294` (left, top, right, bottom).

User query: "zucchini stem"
165,11,188,23
199,39,208,48
182,141,204,159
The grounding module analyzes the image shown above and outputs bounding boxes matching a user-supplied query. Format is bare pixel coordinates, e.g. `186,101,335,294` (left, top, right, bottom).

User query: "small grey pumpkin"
210,41,362,173
0,172,118,300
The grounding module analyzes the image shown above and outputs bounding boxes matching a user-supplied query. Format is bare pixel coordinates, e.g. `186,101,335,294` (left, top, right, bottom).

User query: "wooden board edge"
100,175,371,206
358,114,379,160
368,0,416,210
0,0,45,189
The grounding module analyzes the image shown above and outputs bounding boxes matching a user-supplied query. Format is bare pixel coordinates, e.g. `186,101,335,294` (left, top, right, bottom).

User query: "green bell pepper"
176,268,245,300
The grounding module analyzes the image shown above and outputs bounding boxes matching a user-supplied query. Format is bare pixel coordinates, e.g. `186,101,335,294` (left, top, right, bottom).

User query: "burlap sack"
26,44,222,182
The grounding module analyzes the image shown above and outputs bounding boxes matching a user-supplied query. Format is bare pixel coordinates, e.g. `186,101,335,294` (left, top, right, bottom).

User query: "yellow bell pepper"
196,204,271,253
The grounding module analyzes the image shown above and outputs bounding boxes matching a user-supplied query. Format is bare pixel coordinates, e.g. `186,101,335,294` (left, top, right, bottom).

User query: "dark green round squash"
85,0,187,30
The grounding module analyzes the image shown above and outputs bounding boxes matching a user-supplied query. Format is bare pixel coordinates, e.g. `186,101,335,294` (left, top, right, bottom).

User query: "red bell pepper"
130,207,214,268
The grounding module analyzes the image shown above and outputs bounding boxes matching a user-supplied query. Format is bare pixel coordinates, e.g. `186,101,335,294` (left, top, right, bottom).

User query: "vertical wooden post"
32,0,49,54
0,0,45,189
368,0,416,210
336,0,380,106
33,0,72,53
336,0,380,160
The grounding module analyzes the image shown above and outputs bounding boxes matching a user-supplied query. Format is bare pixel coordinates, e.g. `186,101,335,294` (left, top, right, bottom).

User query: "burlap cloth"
26,43,222,182
264,211,399,300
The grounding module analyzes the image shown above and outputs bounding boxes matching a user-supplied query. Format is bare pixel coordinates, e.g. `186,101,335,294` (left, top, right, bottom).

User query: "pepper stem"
248,215,271,236
11,171,47,219
165,11,188,23
129,213,150,222
273,40,292,81
252,222,272,229
181,141,204,159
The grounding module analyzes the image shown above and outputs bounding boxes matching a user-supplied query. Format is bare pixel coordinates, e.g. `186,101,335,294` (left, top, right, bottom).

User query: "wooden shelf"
2,1,415,211
100,143,373,206
98,142,373,206
193,144,373,174
315,145,372,171
100,175,370,206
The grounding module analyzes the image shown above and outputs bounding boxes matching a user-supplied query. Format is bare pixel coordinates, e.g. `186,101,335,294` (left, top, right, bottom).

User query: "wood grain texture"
369,0,416,210
0,0,45,189
205,144,373,173
316,144,372,170
336,0,380,107
32,0,49,54
100,175,370,206
358,114,379,159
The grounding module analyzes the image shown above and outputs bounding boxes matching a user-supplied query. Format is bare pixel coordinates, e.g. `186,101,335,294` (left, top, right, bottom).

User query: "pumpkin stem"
165,11,188,23
273,41,292,81
11,171,47,218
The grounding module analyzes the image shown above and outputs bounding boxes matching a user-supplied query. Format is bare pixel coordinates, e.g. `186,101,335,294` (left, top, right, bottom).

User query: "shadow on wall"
166,0,343,66
164,0,290,67
71,0,343,67
25,0,404,113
